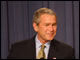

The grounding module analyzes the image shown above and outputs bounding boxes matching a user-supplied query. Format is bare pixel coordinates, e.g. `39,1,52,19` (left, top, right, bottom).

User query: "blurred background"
1,1,79,59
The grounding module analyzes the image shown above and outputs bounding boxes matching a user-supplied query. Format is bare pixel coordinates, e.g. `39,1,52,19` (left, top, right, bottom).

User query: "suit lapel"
48,40,59,59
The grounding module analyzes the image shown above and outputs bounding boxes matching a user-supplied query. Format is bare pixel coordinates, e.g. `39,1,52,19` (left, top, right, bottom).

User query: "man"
7,8,74,59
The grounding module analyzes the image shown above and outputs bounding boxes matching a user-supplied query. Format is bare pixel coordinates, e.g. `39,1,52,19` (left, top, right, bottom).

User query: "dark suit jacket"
7,36,75,59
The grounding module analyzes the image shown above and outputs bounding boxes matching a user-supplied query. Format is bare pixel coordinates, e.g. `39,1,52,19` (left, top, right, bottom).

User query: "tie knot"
41,44,46,49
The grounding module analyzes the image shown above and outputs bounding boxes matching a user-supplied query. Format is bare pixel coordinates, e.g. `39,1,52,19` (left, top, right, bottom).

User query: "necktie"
37,44,46,59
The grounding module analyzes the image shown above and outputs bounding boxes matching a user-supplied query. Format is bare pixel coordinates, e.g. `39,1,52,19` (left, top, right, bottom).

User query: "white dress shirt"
35,35,51,59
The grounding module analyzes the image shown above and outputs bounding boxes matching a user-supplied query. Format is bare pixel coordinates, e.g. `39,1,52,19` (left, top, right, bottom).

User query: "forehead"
40,14,56,23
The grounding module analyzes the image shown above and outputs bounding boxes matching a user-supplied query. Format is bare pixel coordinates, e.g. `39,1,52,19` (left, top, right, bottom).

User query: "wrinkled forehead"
39,14,57,23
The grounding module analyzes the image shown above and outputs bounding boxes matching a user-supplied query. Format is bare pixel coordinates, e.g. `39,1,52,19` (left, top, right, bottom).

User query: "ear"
33,22,38,32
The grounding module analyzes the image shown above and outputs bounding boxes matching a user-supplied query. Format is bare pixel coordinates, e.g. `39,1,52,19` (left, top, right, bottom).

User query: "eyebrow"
44,23,57,26
52,23,57,25
45,22,57,24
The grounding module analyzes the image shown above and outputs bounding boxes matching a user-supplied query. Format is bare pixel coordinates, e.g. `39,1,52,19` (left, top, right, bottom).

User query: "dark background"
1,1,79,59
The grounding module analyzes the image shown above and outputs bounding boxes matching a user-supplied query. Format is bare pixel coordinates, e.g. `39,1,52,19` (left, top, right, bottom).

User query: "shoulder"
11,36,35,49
7,36,36,59
51,39,73,49
12,40,30,47
51,39,74,58
51,39,74,53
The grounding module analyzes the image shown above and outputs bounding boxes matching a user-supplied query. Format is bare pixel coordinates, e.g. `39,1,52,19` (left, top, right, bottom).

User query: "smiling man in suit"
7,8,74,59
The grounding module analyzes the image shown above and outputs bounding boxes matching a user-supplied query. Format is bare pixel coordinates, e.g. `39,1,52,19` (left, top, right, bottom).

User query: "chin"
47,38,54,40
47,36,55,40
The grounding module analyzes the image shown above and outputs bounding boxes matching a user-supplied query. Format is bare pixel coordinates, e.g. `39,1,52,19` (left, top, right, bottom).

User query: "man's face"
33,14,57,41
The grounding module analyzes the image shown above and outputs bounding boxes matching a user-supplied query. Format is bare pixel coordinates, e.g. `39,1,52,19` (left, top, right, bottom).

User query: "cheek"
53,26,57,31
42,27,48,32
54,28,57,31
39,25,47,31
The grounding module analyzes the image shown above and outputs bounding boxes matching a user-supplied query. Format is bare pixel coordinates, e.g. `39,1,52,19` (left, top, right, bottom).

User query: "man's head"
33,8,57,43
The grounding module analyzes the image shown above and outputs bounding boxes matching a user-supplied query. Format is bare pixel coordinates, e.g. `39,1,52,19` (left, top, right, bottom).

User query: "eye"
52,23,57,26
45,24,50,26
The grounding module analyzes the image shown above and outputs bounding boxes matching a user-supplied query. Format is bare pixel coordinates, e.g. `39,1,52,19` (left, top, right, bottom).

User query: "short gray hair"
33,8,56,25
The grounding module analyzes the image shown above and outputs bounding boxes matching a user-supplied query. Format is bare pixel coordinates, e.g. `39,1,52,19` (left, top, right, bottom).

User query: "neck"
40,40,49,44
37,35,49,44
